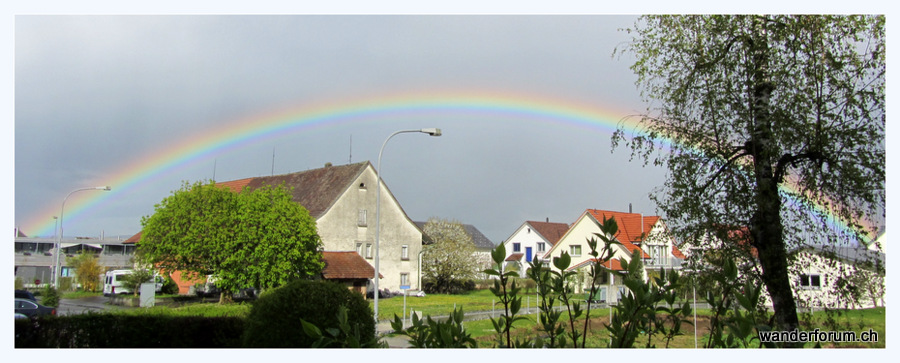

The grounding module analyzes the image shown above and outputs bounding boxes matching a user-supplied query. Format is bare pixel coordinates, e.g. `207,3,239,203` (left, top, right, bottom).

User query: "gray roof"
415,221,495,250
804,244,885,267
463,224,495,250
220,161,370,218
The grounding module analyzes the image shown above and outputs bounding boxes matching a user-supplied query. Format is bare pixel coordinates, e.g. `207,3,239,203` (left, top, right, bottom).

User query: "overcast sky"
10,3,894,247
12,14,676,243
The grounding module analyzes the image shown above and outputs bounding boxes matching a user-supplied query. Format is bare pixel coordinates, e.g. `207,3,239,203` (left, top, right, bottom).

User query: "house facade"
501,220,570,277
127,161,423,295
541,209,684,304
678,228,886,310
788,245,885,309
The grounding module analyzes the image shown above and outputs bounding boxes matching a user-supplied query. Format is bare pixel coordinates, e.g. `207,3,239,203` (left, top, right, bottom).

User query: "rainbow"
18,90,878,241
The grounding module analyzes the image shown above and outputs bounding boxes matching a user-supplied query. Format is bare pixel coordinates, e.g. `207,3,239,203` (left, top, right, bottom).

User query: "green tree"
138,181,324,301
121,269,155,296
420,218,480,294
614,15,884,339
67,251,103,292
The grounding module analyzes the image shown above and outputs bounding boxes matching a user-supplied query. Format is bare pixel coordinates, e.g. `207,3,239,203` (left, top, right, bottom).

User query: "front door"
526,247,533,262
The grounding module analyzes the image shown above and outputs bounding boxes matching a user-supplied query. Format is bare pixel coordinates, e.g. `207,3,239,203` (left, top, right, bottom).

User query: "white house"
542,209,685,303
789,245,885,309
678,228,886,310
501,219,570,277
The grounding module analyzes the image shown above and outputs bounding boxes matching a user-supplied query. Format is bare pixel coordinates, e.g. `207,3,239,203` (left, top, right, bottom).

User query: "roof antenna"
213,159,217,182
349,134,353,164
272,146,276,176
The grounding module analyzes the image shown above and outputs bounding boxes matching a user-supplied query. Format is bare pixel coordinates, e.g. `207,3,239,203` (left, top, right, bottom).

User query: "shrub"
58,277,74,292
41,285,60,308
160,274,180,295
242,280,374,348
422,279,475,294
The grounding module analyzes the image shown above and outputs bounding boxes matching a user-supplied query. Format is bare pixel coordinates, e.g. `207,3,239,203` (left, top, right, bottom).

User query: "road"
57,295,132,316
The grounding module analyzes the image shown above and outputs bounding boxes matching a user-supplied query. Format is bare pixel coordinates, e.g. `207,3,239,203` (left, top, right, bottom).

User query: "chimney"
629,203,632,214
546,217,549,223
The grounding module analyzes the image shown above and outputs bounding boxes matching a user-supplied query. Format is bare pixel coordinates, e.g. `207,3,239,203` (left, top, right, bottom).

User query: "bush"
58,277,74,292
423,279,475,294
242,280,374,348
41,285,60,308
160,274,180,295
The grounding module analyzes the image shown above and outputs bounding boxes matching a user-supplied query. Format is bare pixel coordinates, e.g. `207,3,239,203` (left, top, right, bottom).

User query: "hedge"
14,313,245,348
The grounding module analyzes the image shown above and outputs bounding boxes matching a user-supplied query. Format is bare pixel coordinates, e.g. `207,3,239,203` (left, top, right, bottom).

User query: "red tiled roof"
321,251,381,280
672,245,686,259
216,178,253,192
123,231,142,244
506,253,524,262
526,221,570,246
729,227,758,258
586,209,652,259
569,258,627,271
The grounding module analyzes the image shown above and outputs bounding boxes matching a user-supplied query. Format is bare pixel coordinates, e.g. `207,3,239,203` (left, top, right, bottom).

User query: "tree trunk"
218,291,233,304
747,19,800,346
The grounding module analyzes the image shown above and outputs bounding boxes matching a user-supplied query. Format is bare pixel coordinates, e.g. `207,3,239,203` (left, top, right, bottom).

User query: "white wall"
316,165,422,292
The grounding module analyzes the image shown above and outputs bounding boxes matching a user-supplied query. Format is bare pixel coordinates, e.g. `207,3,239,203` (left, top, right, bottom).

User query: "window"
513,243,521,252
800,274,822,290
401,245,409,260
356,242,364,256
365,243,373,259
400,273,409,288
570,245,582,257
358,210,367,227
537,242,546,252
648,245,666,266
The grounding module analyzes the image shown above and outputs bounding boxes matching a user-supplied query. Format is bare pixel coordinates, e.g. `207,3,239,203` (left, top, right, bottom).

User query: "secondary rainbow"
19,90,876,241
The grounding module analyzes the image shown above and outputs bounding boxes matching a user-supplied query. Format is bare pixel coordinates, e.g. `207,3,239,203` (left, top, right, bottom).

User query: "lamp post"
682,268,698,348
374,128,441,322
54,186,111,289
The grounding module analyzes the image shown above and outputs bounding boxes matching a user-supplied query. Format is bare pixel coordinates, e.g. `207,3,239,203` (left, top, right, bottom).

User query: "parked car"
15,298,56,318
15,290,36,302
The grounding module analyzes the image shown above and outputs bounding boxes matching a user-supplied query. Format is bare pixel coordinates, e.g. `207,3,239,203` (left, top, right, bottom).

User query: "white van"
103,270,164,296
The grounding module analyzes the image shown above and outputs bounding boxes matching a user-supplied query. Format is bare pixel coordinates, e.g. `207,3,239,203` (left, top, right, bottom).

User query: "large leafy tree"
421,218,482,294
614,15,884,337
138,181,324,298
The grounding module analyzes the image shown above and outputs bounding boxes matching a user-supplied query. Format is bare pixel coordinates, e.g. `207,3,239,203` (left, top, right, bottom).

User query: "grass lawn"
60,291,104,299
467,306,885,348
107,301,253,318
371,289,505,321
91,289,884,348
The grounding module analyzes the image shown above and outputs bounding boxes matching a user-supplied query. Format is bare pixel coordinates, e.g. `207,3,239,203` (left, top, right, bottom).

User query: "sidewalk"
376,321,411,348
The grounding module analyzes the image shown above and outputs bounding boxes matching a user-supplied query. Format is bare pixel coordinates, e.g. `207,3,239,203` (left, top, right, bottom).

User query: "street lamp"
374,128,441,322
54,186,111,289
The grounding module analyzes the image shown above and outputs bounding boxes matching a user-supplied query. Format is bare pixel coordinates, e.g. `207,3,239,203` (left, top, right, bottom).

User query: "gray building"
14,236,135,288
